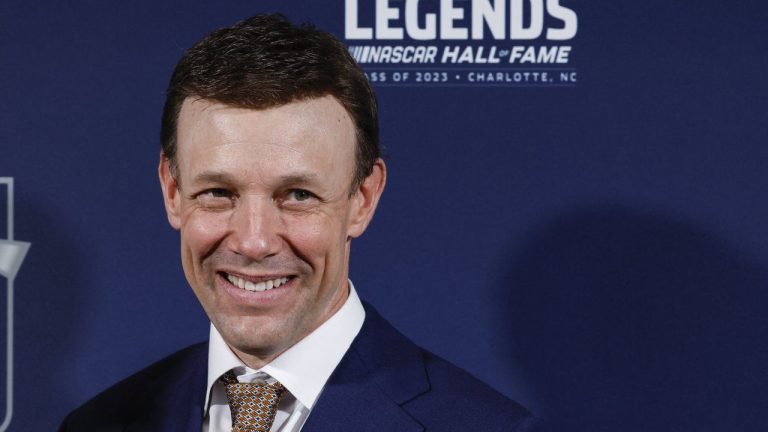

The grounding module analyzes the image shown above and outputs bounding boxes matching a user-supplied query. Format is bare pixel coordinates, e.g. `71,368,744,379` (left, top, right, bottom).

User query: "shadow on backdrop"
500,206,768,432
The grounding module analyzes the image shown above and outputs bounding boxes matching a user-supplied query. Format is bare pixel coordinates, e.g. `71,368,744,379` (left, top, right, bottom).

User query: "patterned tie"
220,370,287,432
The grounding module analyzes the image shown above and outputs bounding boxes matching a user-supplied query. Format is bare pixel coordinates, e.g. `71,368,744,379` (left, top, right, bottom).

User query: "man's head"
158,14,386,368
160,13,380,194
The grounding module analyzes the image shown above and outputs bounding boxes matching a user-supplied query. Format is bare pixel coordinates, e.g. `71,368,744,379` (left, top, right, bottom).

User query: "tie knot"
220,371,286,432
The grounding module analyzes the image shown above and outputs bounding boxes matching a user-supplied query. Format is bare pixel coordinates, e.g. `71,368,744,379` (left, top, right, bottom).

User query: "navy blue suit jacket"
61,304,539,431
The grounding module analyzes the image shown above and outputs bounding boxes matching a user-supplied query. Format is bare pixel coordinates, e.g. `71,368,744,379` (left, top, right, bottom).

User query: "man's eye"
194,189,234,207
288,189,313,201
203,188,231,198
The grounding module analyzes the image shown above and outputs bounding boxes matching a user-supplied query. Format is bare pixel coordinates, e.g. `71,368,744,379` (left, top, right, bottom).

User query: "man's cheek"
185,213,230,250
284,222,334,257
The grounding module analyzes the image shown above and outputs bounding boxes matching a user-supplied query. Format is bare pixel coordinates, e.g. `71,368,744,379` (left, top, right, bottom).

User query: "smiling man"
60,14,538,432
166,95,378,373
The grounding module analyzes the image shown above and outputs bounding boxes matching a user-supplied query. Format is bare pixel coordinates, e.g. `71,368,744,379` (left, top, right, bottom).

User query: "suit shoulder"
358,304,539,431
412,350,539,431
60,342,207,431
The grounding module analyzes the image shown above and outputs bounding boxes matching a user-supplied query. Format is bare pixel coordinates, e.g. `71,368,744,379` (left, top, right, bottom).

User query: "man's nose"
227,197,283,261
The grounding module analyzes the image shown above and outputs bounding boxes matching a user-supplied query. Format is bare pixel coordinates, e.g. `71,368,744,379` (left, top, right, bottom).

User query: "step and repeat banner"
1,1,767,430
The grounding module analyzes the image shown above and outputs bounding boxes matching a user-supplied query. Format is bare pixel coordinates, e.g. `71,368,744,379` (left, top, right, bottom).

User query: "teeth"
227,274,289,292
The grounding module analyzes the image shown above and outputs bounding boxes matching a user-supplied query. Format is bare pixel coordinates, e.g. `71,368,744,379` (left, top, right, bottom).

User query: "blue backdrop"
1,1,767,430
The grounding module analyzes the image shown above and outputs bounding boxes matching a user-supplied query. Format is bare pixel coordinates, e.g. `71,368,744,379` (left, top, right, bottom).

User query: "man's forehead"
177,96,354,144
178,95,352,125
174,95,358,186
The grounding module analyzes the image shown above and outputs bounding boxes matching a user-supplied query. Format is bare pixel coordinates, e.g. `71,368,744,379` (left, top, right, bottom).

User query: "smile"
225,273,290,292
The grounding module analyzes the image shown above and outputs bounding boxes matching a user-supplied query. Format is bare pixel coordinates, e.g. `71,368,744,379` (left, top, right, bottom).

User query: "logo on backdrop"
0,178,30,431
344,0,578,87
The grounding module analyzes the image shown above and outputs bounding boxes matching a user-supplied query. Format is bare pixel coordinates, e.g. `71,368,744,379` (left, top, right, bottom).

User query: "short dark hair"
160,13,379,193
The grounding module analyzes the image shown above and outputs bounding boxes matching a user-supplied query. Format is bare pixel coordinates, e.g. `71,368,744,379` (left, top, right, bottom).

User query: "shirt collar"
205,280,365,412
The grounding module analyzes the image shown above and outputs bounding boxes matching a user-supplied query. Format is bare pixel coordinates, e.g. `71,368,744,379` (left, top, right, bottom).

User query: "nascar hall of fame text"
344,0,578,87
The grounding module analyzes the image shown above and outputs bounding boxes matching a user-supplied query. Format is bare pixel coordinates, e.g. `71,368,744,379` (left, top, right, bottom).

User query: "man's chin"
214,316,299,366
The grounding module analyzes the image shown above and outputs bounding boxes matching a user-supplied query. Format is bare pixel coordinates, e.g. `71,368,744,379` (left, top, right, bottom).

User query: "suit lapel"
302,348,423,432
302,304,428,432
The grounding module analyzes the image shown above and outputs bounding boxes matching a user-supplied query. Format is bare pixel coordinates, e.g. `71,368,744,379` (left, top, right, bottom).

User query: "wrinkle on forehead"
180,97,353,153
175,96,357,193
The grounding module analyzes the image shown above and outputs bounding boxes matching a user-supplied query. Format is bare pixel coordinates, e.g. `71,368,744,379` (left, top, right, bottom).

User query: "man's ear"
158,152,182,230
348,158,386,239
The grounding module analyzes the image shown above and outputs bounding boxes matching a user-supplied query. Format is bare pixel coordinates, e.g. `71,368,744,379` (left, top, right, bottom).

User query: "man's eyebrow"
191,171,238,185
278,173,320,185
190,171,320,186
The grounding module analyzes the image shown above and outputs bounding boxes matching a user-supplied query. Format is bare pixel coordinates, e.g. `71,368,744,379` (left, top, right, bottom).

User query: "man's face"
159,96,385,367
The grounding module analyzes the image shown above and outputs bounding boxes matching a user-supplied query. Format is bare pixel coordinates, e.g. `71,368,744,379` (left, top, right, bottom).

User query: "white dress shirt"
202,281,365,432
